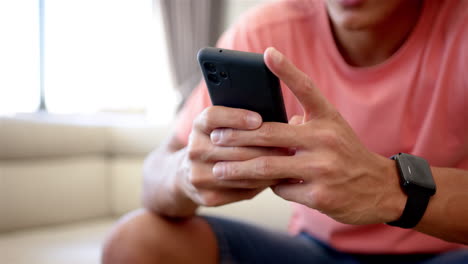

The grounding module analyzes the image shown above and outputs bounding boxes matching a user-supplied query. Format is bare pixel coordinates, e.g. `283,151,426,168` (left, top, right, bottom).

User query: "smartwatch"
387,153,436,228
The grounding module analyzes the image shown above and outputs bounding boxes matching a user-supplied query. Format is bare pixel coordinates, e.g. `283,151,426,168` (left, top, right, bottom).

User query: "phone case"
197,47,287,123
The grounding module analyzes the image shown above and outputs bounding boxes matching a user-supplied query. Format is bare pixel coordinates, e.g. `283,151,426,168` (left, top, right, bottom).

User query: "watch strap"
387,187,431,228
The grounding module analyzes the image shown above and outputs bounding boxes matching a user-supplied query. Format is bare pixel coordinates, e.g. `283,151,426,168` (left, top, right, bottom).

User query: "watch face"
397,154,436,193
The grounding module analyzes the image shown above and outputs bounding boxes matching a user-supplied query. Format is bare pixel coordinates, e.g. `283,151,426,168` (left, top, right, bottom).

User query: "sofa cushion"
0,218,114,264
200,189,292,231
108,126,170,156
109,157,145,215
0,156,110,232
0,116,171,159
0,117,108,159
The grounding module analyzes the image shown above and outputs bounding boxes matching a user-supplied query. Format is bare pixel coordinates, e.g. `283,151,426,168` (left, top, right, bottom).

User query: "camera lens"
208,73,220,84
204,62,216,73
220,72,228,79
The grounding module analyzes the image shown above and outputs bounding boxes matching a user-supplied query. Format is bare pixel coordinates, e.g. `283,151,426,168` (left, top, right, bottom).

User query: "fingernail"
210,130,221,144
269,48,282,65
246,113,261,128
213,163,225,178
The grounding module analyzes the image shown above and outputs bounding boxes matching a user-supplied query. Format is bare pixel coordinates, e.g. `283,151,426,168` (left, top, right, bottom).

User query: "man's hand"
178,105,290,207
209,48,406,225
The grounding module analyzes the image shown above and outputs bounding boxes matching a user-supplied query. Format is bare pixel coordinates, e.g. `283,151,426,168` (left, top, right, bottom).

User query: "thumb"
264,47,334,119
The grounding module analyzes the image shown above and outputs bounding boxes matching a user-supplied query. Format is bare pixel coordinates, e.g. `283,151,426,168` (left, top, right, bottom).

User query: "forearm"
142,141,198,218
414,167,468,244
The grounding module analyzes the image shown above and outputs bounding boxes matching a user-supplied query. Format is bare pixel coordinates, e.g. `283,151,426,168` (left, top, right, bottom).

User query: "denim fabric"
202,215,468,264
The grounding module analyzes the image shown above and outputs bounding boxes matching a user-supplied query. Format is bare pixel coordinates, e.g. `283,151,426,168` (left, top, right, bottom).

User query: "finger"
271,182,313,206
288,115,303,125
189,126,291,162
204,146,291,162
185,160,217,189
216,179,282,189
196,188,264,207
212,156,304,181
187,157,285,190
264,47,334,119
211,123,301,148
194,106,262,134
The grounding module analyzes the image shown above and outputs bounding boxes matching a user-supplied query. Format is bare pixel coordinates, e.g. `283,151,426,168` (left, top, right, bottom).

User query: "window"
0,0,40,114
0,0,178,124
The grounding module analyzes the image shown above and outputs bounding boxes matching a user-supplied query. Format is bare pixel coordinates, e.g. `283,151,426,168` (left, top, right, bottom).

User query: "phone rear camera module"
208,73,220,84
220,72,228,79
204,62,217,73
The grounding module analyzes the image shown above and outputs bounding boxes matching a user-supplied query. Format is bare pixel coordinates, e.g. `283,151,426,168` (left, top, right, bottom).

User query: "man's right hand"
178,106,289,207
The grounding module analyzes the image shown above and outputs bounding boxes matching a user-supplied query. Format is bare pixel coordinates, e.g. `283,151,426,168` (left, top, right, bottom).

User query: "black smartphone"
197,47,287,123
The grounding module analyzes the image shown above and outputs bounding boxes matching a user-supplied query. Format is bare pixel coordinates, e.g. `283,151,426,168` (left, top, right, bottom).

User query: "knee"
101,209,170,264
102,209,218,264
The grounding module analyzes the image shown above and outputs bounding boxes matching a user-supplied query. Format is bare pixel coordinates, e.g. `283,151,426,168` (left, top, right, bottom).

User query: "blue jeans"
202,216,468,264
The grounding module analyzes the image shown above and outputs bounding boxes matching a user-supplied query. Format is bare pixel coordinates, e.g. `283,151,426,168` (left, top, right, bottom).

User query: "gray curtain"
157,0,224,104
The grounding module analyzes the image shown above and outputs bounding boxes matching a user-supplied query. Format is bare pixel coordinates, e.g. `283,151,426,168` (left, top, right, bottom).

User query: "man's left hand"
210,47,406,225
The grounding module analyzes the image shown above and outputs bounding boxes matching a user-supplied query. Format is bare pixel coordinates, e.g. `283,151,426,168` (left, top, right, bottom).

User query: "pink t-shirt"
174,0,468,254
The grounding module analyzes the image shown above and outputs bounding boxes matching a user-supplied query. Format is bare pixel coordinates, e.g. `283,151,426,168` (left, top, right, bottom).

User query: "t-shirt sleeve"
459,17,468,170
173,8,271,145
173,82,211,145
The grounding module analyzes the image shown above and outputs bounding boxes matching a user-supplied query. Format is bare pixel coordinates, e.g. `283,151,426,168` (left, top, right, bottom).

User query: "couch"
0,114,292,264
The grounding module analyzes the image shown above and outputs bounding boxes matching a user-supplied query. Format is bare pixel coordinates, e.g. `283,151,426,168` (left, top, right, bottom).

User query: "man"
103,0,468,263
